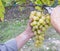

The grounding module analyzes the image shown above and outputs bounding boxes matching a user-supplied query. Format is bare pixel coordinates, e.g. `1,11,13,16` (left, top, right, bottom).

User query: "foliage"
0,0,27,21
31,0,58,6
30,0,60,11
2,0,15,7
0,0,5,21
0,0,60,21
16,0,26,5
2,0,27,7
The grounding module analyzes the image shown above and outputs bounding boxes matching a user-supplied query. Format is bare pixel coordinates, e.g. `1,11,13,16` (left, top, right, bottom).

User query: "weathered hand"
25,19,34,38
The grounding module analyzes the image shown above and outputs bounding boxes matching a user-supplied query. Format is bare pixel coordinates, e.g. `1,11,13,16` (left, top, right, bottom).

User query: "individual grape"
35,40,40,44
39,19,44,24
33,16,39,21
35,35,39,39
42,27,46,32
37,30,41,34
34,40,41,47
39,35,44,40
30,14,34,19
31,11,36,15
44,24,49,29
46,19,50,23
39,25,44,30
36,12,42,17
30,11,37,19
31,21,37,26
33,26,38,29
41,16,46,21
37,22,40,26
34,43,39,47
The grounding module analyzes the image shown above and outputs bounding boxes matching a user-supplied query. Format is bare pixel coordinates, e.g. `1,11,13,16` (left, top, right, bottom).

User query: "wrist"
16,31,31,49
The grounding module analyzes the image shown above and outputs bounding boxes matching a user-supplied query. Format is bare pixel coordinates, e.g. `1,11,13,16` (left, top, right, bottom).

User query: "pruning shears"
29,3,54,14
42,5,54,14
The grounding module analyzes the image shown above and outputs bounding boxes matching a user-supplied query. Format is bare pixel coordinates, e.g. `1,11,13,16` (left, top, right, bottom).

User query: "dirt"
5,5,34,21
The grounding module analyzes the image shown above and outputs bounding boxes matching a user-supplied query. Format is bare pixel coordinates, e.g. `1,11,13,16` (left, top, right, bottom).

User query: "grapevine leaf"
0,0,5,21
16,0,26,5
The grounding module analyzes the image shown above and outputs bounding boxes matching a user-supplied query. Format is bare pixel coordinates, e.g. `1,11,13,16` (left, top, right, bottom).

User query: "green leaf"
2,0,15,7
0,0,5,21
16,0,26,5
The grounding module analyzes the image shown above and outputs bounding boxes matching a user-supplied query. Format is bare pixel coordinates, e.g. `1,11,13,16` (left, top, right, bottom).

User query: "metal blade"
44,7,54,14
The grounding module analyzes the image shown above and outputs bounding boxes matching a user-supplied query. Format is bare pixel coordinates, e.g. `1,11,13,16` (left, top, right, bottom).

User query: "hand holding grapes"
51,6,60,33
21,6,60,48
25,19,34,38
16,5,60,49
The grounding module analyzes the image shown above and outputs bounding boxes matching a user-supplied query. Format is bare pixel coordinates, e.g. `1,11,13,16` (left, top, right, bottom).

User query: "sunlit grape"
35,36,39,39
31,11,36,15
42,27,46,31
36,12,42,17
39,36,44,40
31,21,37,26
39,19,44,24
33,25,38,29
33,16,39,21
34,31,37,35
37,30,41,34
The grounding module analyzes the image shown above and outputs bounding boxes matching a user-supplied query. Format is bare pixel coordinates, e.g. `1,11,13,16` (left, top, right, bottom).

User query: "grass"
0,19,60,51
0,19,28,43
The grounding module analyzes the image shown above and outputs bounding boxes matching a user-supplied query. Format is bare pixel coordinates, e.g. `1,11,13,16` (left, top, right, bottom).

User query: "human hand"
16,19,34,49
25,19,34,38
51,5,60,33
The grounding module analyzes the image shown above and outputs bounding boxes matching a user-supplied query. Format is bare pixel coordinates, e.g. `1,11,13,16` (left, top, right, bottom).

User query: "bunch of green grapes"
30,11,51,47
